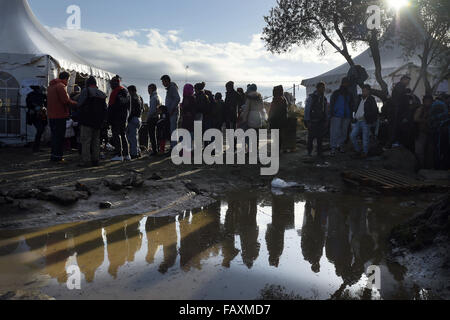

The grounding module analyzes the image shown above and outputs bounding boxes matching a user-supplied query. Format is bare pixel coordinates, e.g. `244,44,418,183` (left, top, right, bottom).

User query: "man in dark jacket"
350,84,379,158
213,92,225,130
304,82,328,156
387,75,411,148
329,77,355,155
26,86,47,153
126,85,144,159
108,75,131,161
224,81,240,130
161,75,180,150
77,76,107,167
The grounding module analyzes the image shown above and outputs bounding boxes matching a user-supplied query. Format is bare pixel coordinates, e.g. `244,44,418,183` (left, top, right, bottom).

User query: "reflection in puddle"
0,192,424,299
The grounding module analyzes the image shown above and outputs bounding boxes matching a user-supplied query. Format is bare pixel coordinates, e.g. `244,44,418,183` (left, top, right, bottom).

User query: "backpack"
80,89,107,129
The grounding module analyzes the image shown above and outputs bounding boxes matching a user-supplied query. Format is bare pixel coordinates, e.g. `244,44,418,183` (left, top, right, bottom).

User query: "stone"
99,201,112,209
382,146,418,173
75,182,92,196
149,173,163,181
36,186,52,193
46,190,89,206
8,188,40,199
104,179,123,191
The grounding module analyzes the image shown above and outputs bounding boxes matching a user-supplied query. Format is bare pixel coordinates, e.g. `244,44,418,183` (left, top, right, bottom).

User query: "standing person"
127,85,144,159
224,81,240,130
77,76,108,167
329,77,354,156
47,71,77,163
304,82,328,157
108,75,131,162
213,92,225,130
156,105,171,155
26,86,47,153
204,89,215,133
429,94,450,169
147,84,161,156
350,84,379,158
269,85,288,151
414,95,434,169
180,84,196,135
388,75,411,148
160,75,180,150
239,84,264,152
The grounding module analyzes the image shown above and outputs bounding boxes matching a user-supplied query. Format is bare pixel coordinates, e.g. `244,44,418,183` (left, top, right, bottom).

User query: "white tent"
0,0,115,145
301,36,448,100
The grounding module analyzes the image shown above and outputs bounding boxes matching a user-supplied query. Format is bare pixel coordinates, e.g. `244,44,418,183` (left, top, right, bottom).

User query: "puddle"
0,191,431,300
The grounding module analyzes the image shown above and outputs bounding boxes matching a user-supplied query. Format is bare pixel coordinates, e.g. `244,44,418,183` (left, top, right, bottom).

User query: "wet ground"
0,190,437,300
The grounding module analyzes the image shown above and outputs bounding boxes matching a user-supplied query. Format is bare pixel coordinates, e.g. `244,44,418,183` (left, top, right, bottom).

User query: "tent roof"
0,0,114,79
301,37,421,88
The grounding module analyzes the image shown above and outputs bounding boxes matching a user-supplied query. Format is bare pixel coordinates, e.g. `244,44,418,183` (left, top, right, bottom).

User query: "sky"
28,0,357,103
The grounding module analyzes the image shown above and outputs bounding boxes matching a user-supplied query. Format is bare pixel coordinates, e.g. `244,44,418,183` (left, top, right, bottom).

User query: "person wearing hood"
147,84,161,156
194,82,209,123
47,71,77,162
127,85,144,159
269,85,288,150
26,86,47,153
213,92,225,130
108,75,131,161
76,76,108,167
304,82,329,157
224,81,240,130
239,84,264,152
161,75,181,150
387,75,411,148
180,84,196,134
329,77,355,156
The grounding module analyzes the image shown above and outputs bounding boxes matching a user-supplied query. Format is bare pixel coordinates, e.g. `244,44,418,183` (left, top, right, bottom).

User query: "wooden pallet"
341,168,448,193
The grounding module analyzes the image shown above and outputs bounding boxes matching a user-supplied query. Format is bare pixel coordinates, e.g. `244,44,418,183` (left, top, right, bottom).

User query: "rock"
149,173,163,181
418,170,450,181
75,182,92,196
99,201,112,209
104,179,123,191
36,185,52,193
382,146,418,173
8,188,40,199
46,190,89,206
184,182,201,195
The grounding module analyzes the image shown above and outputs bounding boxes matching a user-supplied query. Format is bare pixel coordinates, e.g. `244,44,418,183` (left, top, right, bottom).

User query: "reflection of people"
72,220,105,283
235,196,260,269
179,206,221,271
146,216,177,274
301,200,327,273
266,194,295,267
44,230,73,283
221,201,240,268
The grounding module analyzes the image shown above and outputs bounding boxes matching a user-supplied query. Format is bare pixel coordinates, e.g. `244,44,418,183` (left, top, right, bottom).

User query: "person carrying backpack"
77,76,108,167
127,85,144,159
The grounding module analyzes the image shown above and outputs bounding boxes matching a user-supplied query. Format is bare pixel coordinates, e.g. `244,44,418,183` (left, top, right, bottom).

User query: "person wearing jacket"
147,84,161,156
76,76,107,167
127,85,144,159
304,82,328,157
350,84,379,158
161,75,181,150
213,92,225,130
240,84,264,153
108,75,131,161
414,95,434,169
47,71,77,162
329,77,355,155
269,85,288,151
224,81,240,130
180,84,196,134
26,86,47,153
387,75,411,148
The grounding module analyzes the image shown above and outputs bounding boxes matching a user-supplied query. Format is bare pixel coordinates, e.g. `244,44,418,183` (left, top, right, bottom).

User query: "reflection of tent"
301,36,449,100
0,0,114,144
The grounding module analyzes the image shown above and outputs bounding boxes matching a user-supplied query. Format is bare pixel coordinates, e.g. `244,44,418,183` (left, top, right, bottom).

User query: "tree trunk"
369,31,389,101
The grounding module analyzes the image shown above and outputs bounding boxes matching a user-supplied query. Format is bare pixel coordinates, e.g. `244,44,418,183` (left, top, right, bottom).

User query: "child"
65,118,76,151
156,105,171,155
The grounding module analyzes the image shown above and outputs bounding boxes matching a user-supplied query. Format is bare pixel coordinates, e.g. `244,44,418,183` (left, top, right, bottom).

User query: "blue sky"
28,0,351,102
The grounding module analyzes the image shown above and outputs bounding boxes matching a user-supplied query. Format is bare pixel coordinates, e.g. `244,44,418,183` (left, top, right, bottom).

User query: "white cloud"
47,27,362,101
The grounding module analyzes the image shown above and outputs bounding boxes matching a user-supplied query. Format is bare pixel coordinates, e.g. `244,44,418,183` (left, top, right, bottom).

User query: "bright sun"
387,0,410,10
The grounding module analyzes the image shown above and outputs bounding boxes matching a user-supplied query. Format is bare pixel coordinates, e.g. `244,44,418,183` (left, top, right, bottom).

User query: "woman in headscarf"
268,85,288,149
180,84,196,135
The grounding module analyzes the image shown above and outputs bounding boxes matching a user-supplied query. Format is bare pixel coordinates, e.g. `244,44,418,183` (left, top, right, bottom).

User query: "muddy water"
0,191,431,300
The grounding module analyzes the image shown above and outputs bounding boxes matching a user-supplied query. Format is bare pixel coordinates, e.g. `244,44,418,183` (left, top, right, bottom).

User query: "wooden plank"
344,171,397,188
357,169,411,187
352,169,404,187
375,169,422,185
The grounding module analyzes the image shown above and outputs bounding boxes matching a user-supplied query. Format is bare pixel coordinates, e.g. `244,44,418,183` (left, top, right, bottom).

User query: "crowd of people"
304,75,450,170
27,72,292,167
25,70,449,171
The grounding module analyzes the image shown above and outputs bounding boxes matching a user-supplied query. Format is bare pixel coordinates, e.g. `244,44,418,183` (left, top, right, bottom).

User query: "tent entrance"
0,71,21,137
